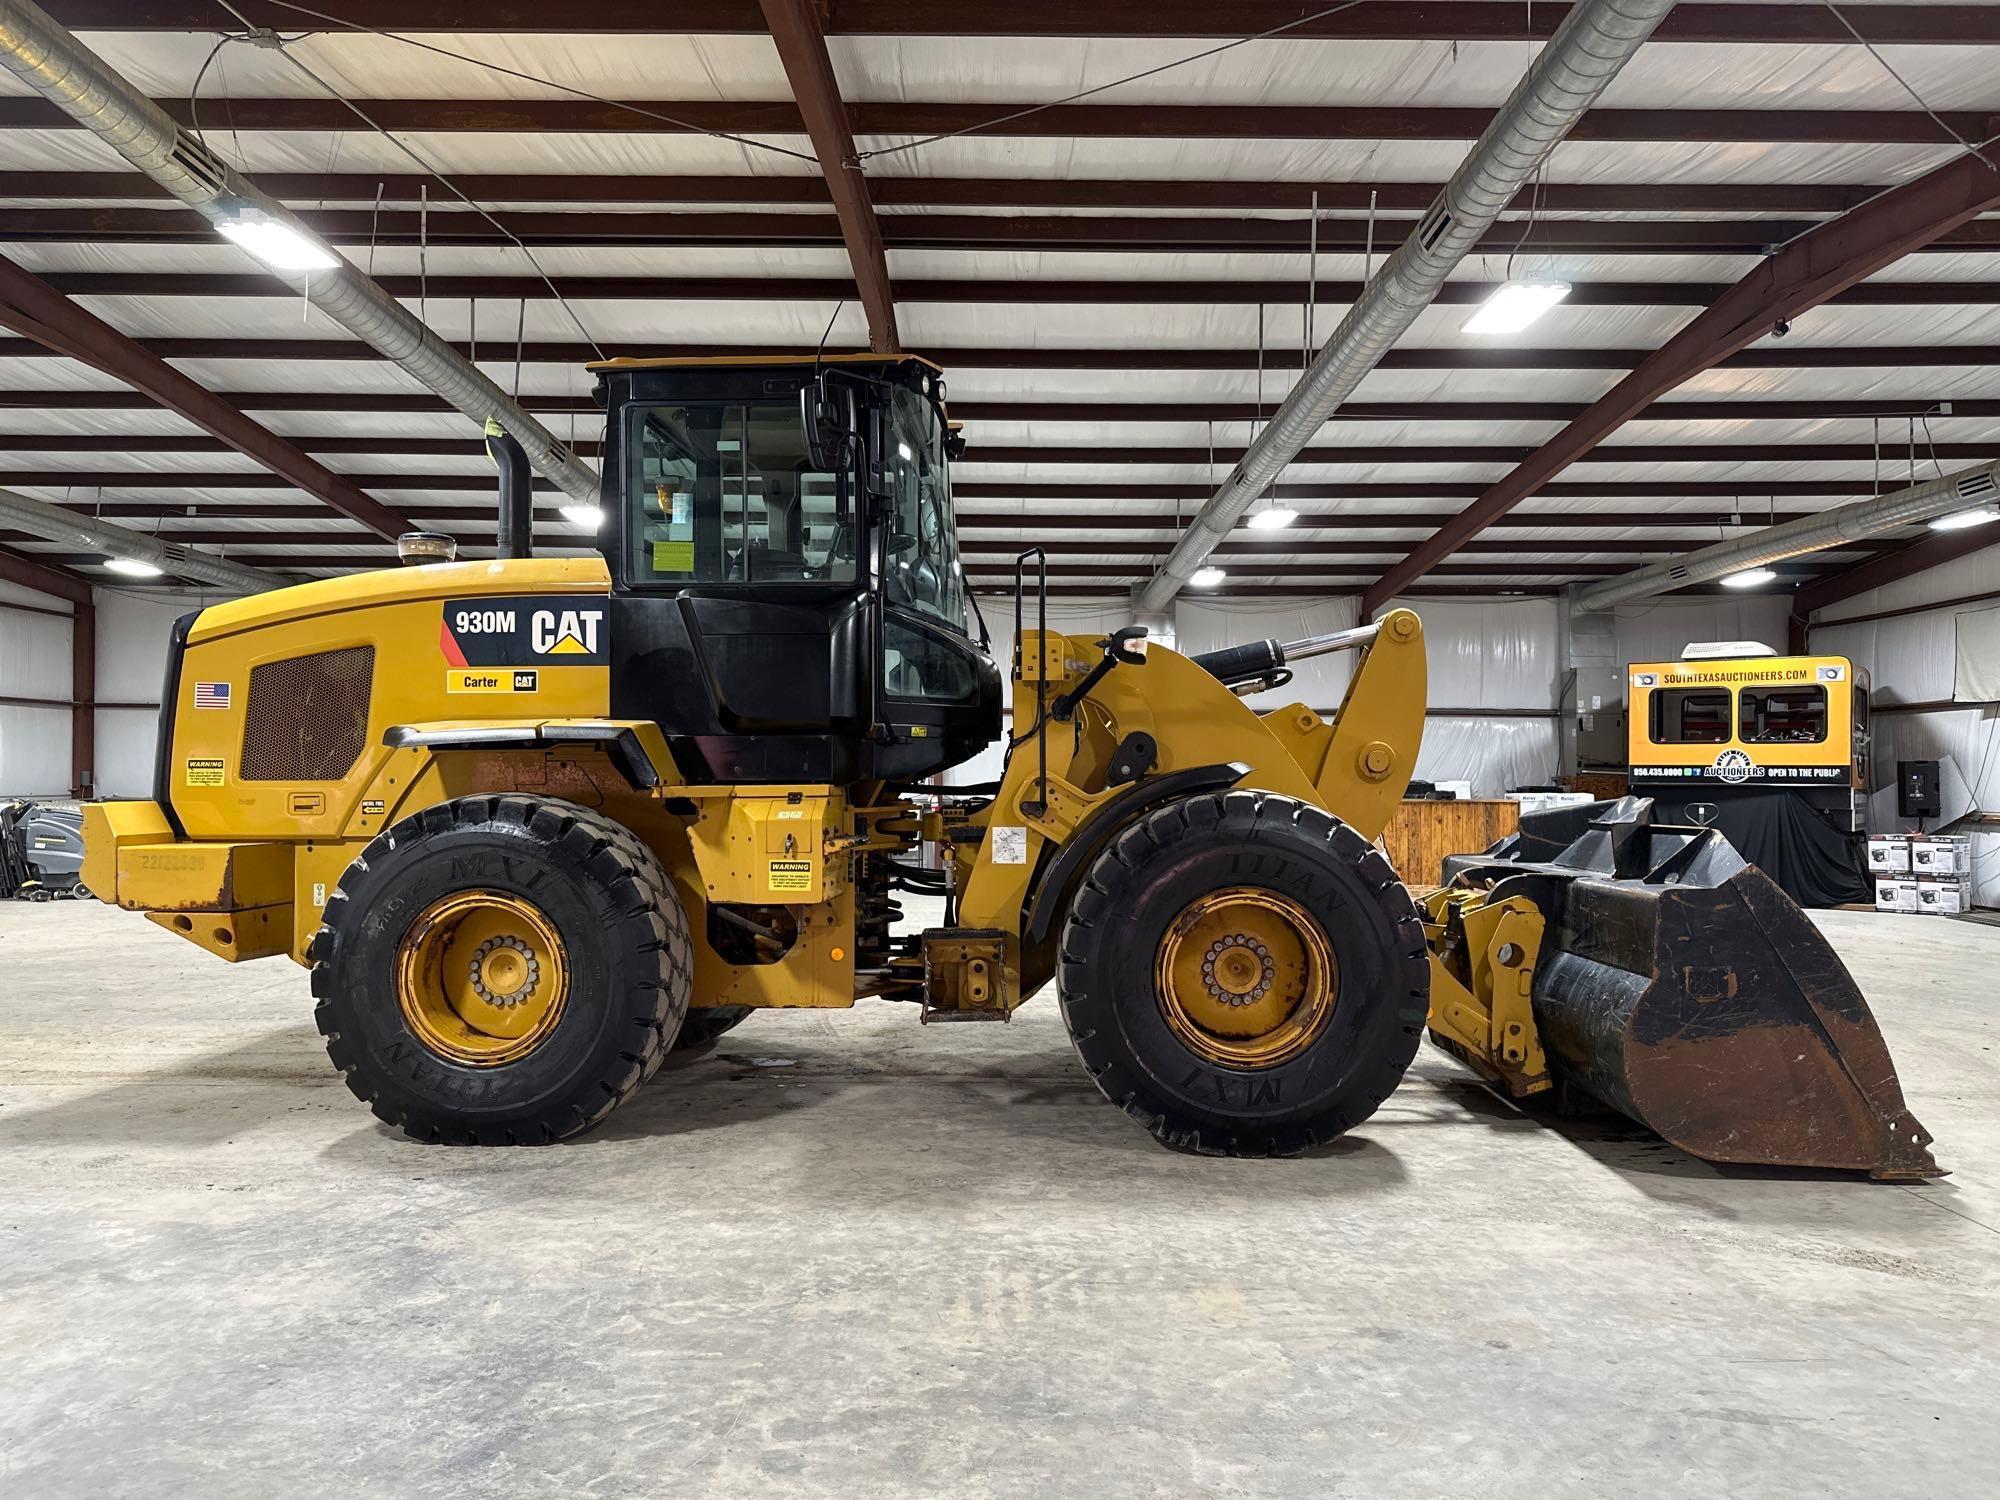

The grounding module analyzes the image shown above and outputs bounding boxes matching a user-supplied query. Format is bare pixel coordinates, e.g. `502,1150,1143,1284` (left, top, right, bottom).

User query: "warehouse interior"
2,2,1999,1494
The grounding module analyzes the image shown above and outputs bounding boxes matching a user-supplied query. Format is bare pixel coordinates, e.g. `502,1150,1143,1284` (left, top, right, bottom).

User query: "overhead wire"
848,0,1375,163
228,0,818,165
1820,0,1999,174
210,0,607,362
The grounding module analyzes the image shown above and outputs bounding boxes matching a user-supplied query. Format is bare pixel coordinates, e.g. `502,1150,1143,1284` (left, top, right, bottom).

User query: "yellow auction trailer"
1626,651,1870,824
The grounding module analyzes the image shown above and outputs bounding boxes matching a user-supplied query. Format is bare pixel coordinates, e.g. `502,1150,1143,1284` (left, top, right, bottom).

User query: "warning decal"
185,758,226,788
768,860,813,893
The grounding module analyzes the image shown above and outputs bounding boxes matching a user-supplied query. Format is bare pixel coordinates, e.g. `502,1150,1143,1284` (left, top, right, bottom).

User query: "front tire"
1057,790,1428,1156
311,796,691,1144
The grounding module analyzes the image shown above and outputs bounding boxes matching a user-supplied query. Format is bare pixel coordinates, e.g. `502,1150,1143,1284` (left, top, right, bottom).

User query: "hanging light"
1246,504,1297,531
1721,567,1779,589
215,207,339,272
1929,505,2000,531
102,556,163,578
1190,565,1227,588
1462,277,1572,335
559,504,603,530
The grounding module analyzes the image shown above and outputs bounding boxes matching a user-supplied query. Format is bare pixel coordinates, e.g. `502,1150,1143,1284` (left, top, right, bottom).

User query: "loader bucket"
1442,798,1940,1180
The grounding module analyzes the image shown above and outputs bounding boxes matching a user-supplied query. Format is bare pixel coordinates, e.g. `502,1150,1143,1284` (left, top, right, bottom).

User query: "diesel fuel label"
768,860,813,893
440,597,609,667
185,758,226,788
446,669,539,694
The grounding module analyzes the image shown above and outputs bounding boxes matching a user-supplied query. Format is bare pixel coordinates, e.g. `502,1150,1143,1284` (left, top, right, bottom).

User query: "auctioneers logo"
1711,748,1756,785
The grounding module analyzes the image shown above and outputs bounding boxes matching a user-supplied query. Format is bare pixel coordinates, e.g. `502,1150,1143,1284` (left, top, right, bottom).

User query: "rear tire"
1057,789,1428,1156
311,796,691,1144
673,1006,753,1050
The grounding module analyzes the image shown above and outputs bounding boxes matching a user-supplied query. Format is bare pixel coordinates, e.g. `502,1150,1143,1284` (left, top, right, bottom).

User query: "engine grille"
239,644,375,782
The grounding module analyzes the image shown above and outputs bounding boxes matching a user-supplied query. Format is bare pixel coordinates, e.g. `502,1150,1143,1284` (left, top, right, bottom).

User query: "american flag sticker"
193,681,231,710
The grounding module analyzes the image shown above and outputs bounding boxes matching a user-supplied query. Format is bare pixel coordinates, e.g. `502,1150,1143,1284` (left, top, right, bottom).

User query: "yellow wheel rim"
395,890,570,1067
1154,886,1338,1069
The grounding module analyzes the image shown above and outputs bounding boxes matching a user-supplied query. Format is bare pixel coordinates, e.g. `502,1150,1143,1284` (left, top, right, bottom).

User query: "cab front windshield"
882,386,967,634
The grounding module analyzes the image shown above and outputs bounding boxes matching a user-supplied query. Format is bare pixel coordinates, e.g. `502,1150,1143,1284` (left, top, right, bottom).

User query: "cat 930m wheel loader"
81,354,1938,1174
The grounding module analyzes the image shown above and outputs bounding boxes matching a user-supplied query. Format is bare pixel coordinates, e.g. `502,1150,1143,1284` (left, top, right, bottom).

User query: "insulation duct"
1136,0,1677,614
0,0,598,503
1574,459,2000,612
0,486,278,593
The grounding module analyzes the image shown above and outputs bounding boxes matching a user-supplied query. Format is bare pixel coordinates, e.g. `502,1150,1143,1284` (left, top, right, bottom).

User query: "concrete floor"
1,897,1996,1498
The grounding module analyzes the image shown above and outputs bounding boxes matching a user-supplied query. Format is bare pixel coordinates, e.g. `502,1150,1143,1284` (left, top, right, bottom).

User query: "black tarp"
1647,789,1871,909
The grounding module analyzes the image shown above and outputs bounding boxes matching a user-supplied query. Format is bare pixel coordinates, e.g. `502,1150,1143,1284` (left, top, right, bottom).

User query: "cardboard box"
1506,791,1594,816
1866,837,1911,874
1875,879,1920,913
1916,877,1974,915
1911,837,1971,876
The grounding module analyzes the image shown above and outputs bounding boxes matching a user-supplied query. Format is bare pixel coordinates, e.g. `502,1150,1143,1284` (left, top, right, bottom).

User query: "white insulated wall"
0,585,229,800
1812,547,2000,907
0,579,73,796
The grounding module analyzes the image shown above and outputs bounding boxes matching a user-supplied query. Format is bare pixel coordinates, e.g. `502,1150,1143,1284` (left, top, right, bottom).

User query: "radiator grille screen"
240,644,375,781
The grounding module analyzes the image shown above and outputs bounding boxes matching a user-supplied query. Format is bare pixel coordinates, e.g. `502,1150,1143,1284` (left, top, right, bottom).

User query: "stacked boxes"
1872,834,1977,914
1912,835,1971,877
1866,836,1910,875
1874,875,1920,913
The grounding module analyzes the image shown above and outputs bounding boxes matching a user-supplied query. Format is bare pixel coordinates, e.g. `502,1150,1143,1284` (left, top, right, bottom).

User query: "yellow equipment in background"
1627,651,1870,798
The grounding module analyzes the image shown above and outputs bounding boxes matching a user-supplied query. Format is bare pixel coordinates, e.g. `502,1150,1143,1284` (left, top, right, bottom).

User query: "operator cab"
589,353,1000,785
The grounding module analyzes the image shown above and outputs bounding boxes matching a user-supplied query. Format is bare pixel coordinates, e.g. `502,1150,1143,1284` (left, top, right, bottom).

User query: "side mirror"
800,376,854,472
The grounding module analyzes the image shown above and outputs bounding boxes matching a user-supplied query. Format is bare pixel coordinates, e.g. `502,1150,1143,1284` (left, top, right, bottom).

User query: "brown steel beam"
1364,148,2000,613
3,432,1995,467
20,549,1727,581
0,541,92,605
0,335,1991,373
1795,522,2000,616
37,270,2000,308
9,205,2000,256
0,256,410,539
3,389,1998,426
1,96,1993,145
9,498,1857,526
3,525,1869,559
47,3,2000,43
0,171,1933,217
757,0,898,351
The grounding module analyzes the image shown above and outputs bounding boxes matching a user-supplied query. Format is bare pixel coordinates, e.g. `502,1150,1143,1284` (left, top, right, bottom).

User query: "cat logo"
532,609,601,656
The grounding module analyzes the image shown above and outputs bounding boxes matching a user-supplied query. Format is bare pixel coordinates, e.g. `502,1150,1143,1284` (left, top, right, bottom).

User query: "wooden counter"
1379,799,1521,888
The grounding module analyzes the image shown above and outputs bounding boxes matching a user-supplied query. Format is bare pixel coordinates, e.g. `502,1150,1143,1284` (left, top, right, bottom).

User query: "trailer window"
625,402,858,586
1740,686,1828,745
1649,688,1732,744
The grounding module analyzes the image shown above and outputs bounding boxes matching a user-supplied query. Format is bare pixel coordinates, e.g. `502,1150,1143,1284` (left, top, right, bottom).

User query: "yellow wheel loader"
80,354,1937,1174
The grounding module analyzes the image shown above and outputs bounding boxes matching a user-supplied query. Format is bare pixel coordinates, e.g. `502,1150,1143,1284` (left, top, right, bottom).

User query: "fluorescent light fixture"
559,504,603,530
1190,565,1227,588
1246,505,1297,531
1461,277,1572,335
215,210,338,272
1721,566,1779,589
103,556,163,578
1929,505,2000,532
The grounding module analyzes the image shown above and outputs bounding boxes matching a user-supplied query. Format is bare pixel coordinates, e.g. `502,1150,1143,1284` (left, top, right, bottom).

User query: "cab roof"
587,352,944,374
